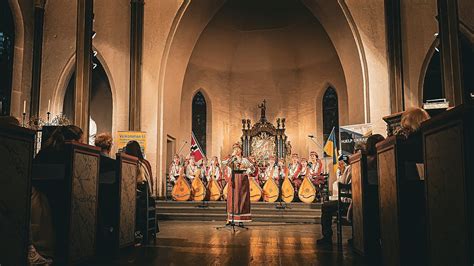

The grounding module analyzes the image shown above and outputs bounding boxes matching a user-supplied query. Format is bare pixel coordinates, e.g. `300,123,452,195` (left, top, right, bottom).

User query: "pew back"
376,136,426,266
0,124,36,266
116,153,138,249
350,152,368,255
422,104,474,266
33,141,100,264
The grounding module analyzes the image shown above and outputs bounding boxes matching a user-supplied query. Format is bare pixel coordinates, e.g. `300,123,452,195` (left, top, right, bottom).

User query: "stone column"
29,0,46,118
74,0,93,139
385,0,405,112
129,0,144,130
437,0,463,106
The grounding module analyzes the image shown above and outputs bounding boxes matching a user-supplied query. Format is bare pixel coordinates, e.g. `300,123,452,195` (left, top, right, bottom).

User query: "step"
157,212,321,224
156,200,322,209
156,206,321,216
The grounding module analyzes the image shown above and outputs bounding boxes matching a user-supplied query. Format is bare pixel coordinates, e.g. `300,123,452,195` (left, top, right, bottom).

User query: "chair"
318,174,330,202
336,182,352,247
136,181,157,245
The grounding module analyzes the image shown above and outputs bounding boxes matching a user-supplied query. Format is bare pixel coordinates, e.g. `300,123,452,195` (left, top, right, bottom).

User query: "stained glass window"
322,87,339,148
192,91,207,154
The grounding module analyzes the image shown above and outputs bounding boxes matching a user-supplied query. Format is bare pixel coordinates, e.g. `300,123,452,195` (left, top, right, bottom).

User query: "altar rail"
376,136,426,266
0,124,36,266
32,141,100,265
422,104,474,266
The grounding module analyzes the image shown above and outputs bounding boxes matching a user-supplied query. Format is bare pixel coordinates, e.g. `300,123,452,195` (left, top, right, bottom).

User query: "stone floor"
88,221,370,266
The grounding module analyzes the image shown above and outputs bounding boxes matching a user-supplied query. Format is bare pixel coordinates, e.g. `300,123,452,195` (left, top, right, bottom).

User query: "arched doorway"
192,91,207,155
0,1,15,116
322,87,339,146
63,60,113,143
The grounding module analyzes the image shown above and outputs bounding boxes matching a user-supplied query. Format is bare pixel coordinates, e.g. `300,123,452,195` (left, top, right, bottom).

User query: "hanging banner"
116,131,147,155
340,124,372,155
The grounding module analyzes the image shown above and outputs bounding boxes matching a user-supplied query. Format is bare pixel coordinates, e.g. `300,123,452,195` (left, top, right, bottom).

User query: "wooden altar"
241,100,289,164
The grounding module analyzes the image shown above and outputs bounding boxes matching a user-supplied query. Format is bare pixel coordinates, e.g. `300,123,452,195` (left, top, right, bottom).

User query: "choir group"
169,149,329,203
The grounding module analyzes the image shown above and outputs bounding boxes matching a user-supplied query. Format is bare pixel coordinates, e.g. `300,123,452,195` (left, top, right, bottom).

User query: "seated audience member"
394,107,430,179
30,125,84,265
317,154,352,245
124,141,155,244
124,140,154,194
0,115,20,126
94,132,115,175
394,107,430,139
365,134,385,185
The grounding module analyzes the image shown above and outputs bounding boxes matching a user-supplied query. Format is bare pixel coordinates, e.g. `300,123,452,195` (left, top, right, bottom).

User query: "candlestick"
23,100,26,114
22,112,26,127
48,99,51,113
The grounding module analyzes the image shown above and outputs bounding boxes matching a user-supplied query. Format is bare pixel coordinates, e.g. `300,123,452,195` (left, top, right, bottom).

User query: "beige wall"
40,0,130,140
179,2,348,161
400,0,438,108
9,0,34,119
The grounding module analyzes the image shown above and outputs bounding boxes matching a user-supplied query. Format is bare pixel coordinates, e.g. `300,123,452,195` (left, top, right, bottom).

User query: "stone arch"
52,48,117,134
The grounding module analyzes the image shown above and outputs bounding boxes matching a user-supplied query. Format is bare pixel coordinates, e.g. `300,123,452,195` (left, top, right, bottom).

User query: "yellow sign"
116,131,147,155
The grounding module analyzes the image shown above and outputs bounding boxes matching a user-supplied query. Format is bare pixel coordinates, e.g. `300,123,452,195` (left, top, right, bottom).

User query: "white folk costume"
222,153,255,223
185,163,199,182
207,164,221,182
168,162,181,184
288,161,302,191
309,159,324,185
264,164,279,181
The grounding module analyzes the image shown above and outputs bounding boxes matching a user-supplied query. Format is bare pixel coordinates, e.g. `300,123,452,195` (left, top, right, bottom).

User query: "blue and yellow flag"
323,127,339,173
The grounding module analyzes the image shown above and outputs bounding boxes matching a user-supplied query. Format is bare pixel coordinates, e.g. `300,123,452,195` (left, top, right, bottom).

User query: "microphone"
308,135,314,138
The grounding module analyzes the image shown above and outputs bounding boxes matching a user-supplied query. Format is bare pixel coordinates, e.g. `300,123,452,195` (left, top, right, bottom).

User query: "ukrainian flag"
323,127,339,172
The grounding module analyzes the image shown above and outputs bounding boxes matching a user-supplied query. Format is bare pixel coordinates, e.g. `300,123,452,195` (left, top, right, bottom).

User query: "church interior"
1,0,473,265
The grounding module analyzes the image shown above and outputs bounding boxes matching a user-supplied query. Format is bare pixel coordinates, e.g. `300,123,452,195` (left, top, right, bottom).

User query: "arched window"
422,44,443,102
322,87,339,146
0,1,15,115
63,60,113,144
192,91,207,154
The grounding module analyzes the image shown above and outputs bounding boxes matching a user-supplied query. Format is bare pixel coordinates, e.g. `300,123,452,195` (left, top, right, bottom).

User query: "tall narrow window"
0,1,15,115
322,87,339,147
192,91,207,154
422,45,443,103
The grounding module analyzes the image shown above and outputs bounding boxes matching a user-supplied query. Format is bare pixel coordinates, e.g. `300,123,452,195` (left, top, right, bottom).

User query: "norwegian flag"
190,131,205,162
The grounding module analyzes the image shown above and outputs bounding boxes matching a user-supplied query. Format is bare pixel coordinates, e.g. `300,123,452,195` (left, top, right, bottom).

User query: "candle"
23,100,26,114
48,99,51,113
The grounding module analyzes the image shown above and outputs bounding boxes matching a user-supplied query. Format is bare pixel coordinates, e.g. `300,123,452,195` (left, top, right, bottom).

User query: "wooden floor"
88,221,369,266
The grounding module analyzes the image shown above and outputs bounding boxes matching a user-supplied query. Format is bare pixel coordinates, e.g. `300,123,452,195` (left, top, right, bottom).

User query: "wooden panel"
69,150,99,262
377,147,400,266
119,157,137,248
351,156,365,255
425,123,467,265
0,125,35,266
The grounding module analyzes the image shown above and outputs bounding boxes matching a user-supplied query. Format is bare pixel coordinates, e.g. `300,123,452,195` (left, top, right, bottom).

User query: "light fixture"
435,47,440,52
92,63,97,69
434,32,439,37
93,50,97,57
92,31,97,39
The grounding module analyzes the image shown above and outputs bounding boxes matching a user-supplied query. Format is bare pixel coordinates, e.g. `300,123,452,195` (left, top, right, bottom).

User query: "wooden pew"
350,151,380,258
97,153,138,254
376,136,426,266
32,141,100,264
0,124,36,266
422,104,474,266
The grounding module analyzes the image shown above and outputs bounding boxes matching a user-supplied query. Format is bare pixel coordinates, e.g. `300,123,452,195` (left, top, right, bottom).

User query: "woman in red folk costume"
309,151,324,185
288,153,302,193
221,143,254,224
